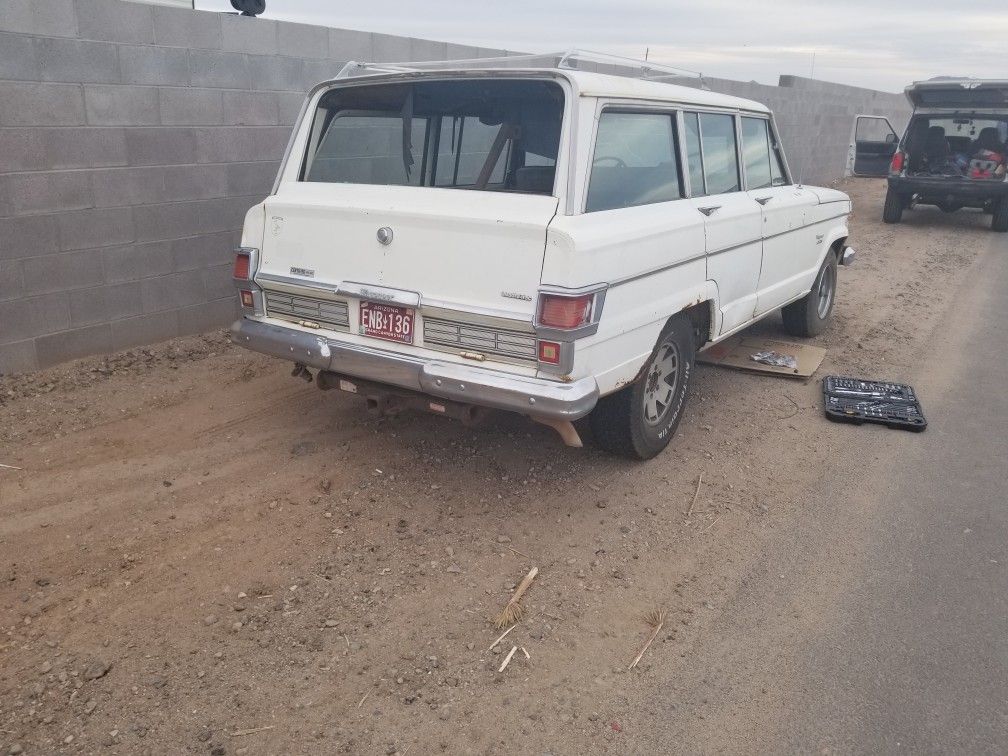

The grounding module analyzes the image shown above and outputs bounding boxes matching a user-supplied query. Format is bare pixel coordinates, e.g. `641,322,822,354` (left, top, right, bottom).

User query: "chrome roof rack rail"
333,49,703,83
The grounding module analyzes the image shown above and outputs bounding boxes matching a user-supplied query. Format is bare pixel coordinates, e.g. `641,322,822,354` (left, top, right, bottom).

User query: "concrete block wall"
0,1,911,374
0,0,507,374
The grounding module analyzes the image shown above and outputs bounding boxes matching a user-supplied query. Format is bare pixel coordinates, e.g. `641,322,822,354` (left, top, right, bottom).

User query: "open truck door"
846,115,899,177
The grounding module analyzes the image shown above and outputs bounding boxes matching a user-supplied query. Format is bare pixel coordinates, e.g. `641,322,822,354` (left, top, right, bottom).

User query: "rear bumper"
889,176,1008,201
230,318,599,421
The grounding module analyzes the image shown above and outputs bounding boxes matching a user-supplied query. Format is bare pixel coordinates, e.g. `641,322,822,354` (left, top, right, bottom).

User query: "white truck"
231,52,854,459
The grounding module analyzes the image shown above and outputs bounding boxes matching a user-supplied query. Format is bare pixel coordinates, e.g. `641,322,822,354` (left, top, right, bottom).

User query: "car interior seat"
973,127,1003,155
922,126,950,167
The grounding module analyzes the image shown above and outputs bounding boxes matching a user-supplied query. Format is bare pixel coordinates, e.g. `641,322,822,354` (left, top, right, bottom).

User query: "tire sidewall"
806,252,837,332
629,319,694,457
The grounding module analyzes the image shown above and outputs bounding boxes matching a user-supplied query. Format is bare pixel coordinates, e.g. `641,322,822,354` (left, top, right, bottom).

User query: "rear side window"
586,112,682,212
740,117,772,190
698,113,740,194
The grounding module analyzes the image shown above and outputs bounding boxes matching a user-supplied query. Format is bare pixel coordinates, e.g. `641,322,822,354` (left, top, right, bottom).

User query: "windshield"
300,79,564,195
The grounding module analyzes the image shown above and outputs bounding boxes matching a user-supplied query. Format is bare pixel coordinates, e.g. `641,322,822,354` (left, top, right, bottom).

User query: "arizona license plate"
359,301,414,344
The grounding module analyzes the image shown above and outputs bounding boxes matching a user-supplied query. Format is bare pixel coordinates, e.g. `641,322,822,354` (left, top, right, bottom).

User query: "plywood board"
698,335,826,378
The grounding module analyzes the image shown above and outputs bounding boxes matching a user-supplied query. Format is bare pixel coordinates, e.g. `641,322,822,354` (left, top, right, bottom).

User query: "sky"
197,0,1008,93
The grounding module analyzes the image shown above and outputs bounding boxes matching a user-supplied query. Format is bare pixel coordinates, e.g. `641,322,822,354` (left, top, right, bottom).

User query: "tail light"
538,293,593,330
537,340,561,364
239,290,254,308
889,150,905,174
233,250,251,280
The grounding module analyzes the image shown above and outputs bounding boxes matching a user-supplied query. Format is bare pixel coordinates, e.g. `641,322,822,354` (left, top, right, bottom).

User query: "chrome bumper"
230,318,599,421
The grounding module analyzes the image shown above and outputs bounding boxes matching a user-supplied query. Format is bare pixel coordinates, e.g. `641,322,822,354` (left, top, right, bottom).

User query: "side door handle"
697,205,721,217
755,196,773,205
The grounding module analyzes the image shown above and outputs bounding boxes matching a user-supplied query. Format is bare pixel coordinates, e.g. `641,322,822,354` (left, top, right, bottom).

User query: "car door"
739,115,819,314
846,115,899,177
683,111,763,335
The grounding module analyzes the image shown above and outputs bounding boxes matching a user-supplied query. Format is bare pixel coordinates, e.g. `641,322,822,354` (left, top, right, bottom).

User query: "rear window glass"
586,112,682,212
301,79,564,195
740,117,772,190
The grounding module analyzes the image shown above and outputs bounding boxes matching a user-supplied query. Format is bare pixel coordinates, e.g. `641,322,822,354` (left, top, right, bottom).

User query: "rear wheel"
883,188,904,223
590,316,694,460
781,252,837,338
992,198,1008,232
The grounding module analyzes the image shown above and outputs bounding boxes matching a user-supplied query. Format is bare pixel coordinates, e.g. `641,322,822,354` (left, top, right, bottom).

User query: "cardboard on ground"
698,335,826,378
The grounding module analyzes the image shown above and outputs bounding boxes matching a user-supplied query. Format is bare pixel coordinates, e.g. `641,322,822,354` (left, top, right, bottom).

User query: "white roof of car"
561,69,769,113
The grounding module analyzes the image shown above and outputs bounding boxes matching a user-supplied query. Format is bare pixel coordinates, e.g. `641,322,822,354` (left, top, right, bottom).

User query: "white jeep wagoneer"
231,53,855,459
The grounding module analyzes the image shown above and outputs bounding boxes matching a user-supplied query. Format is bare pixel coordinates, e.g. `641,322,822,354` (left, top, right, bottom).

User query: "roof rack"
334,48,703,83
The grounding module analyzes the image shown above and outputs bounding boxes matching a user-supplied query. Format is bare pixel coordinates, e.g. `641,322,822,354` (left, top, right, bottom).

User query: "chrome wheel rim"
817,265,835,319
642,342,681,426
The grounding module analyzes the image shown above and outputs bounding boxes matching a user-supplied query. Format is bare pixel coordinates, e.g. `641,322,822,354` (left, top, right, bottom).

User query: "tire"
992,198,1008,232
883,188,904,224
590,316,694,460
781,252,838,338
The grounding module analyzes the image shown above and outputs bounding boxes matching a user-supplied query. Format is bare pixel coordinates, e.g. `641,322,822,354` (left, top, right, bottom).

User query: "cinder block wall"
0,0,911,374
0,0,507,374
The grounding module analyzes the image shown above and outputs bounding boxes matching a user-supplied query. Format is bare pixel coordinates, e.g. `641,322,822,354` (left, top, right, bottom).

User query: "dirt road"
1,179,1004,755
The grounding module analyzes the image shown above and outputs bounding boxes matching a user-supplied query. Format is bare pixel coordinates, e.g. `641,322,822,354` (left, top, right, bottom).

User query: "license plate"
358,301,414,344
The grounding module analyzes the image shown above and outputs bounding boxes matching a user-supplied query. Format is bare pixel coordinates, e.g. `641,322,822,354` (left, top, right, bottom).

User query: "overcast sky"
197,0,1007,93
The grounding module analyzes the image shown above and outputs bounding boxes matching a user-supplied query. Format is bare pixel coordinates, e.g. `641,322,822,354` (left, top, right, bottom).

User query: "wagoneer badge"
377,227,393,245
501,291,533,301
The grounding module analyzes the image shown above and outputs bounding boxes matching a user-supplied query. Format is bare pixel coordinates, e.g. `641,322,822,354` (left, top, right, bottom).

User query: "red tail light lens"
233,251,250,280
538,294,593,330
239,290,254,308
889,150,904,174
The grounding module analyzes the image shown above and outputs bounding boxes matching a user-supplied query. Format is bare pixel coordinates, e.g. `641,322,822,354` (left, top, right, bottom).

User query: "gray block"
84,84,160,126
101,241,174,283
92,166,166,208
0,31,41,80
159,87,224,126
189,49,251,89
125,127,198,166
119,44,191,86
76,0,154,45
22,249,105,296
329,29,372,61
0,215,61,261
225,161,278,197
0,171,94,217
0,292,71,341
43,127,129,169
194,126,289,164
410,38,448,62
58,207,135,251
177,296,236,336
0,129,47,172
36,323,113,367
0,82,86,127
195,197,233,234
0,338,38,376
133,200,203,242
170,230,234,272
140,269,206,313
223,90,278,126
277,91,306,126
68,281,143,327
0,0,75,37
153,5,221,50
0,260,24,302
201,262,233,300
221,14,277,55
109,310,179,351
162,165,227,202
371,34,412,63
220,196,259,231
302,58,345,88
277,21,328,60
246,54,303,92
36,37,119,85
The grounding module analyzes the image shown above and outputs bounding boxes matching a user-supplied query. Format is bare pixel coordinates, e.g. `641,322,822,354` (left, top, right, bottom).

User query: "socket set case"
822,376,927,432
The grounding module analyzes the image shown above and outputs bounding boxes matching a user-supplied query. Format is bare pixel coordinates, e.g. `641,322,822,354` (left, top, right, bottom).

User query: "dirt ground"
0,178,997,755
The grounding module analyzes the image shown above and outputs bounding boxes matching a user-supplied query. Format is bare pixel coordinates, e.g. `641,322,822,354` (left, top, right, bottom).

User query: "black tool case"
822,376,927,431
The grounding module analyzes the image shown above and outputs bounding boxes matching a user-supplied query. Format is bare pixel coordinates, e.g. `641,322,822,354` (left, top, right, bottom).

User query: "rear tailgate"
906,80,1008,109
258,183,557,319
